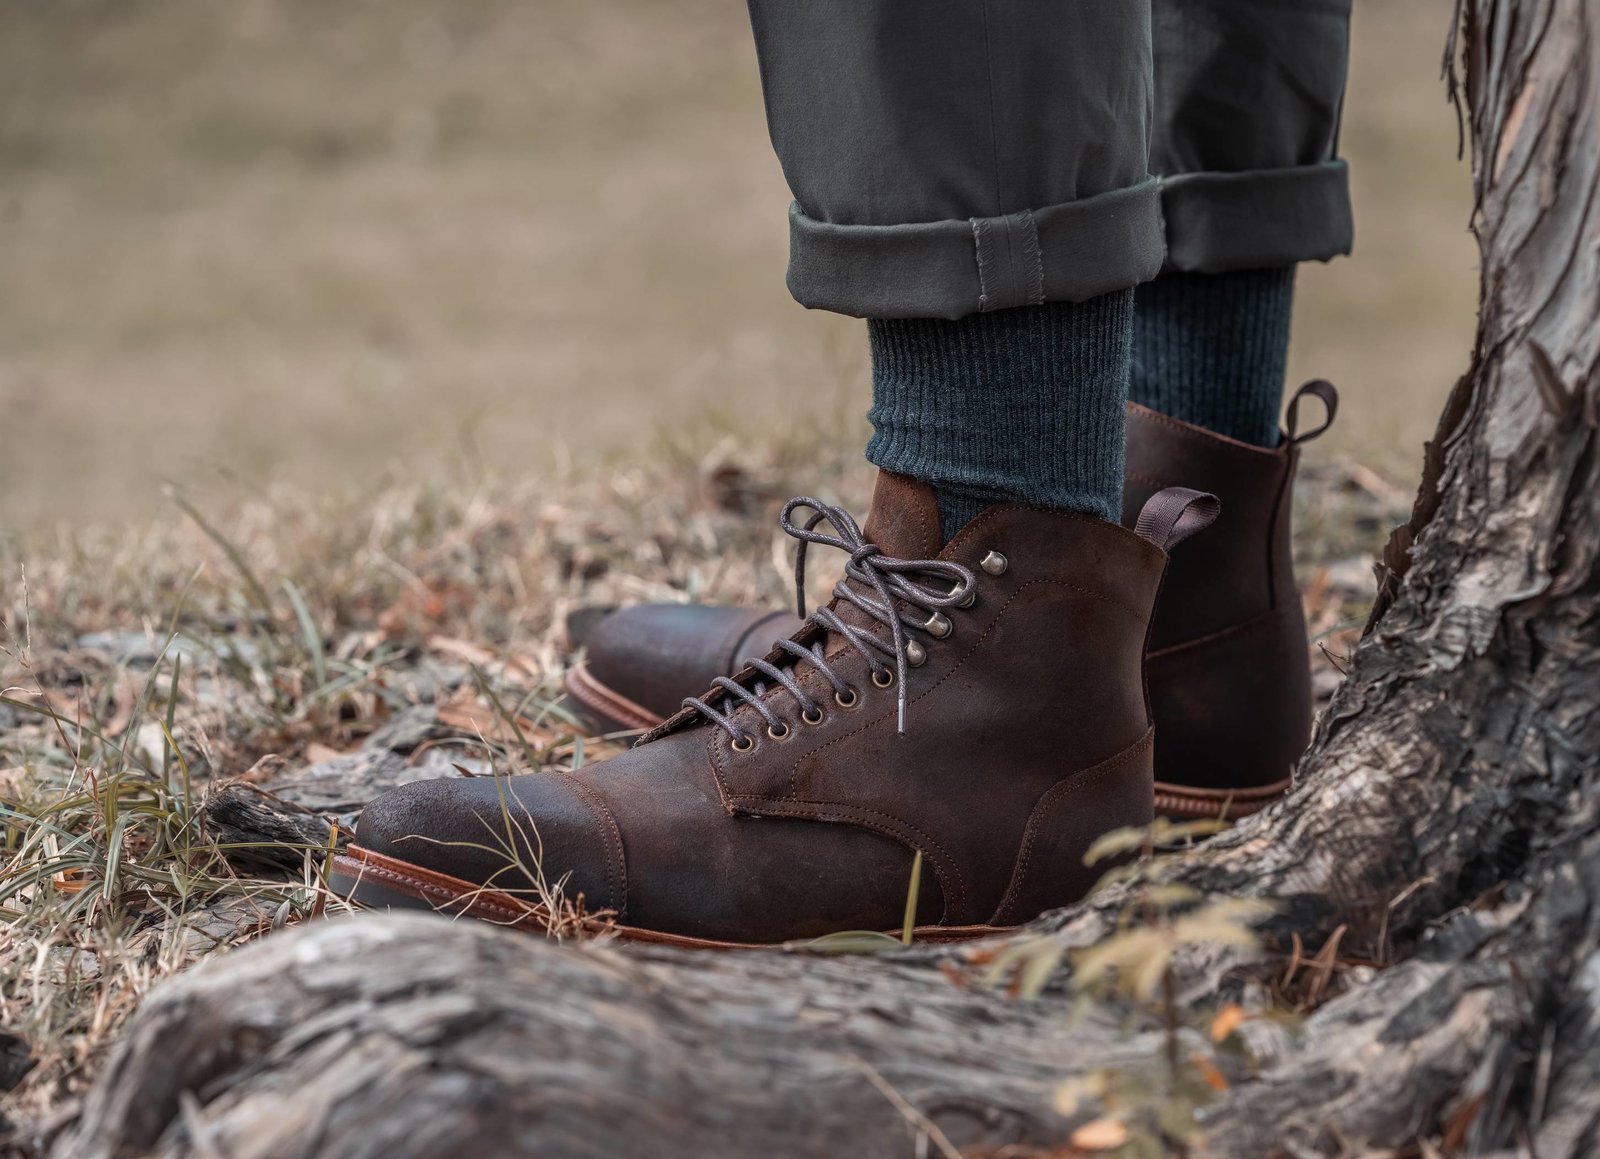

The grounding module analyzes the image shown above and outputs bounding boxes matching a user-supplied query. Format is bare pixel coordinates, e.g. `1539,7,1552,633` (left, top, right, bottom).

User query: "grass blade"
162,652,182,789
169,488,278,635
282,579,327,692
901,849,922,945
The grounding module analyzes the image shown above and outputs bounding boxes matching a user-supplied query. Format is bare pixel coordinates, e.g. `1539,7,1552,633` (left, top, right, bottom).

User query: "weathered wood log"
57,0,1600,1155
200,783,339,872
61,915,1191,1159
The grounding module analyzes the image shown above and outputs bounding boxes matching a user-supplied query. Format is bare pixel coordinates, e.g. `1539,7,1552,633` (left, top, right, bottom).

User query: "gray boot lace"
684,497,976,742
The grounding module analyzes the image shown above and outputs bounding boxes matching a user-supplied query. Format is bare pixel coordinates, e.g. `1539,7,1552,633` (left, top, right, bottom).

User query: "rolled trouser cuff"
1160,159,1353,274
786,178,1165,320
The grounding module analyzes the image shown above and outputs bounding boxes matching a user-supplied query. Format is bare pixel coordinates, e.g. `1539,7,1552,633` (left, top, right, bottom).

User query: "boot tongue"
808,471,944,666
702,472,943,725
860,470,945,559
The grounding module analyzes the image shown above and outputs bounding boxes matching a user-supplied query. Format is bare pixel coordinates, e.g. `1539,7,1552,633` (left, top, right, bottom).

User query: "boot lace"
684,497,975,742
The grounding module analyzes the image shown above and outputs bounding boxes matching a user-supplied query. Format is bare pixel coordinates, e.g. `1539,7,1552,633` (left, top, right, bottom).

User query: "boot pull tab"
1134,487,1221,552
1284,380,1339,446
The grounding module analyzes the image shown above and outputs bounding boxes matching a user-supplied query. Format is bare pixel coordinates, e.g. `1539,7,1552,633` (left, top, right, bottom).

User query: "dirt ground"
0,0,1476,530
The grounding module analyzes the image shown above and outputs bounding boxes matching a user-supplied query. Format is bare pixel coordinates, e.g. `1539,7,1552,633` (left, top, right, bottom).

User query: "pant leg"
1151,0,1354,272
746,0,1162,320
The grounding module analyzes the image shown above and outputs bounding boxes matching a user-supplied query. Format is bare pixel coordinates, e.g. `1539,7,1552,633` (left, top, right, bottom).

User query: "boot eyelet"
731,734,755,753
981,550,1008,576
871,669,894,689
767,722,792,741
923,612,952,639
835,688,860,708
905,640,927,668
957,588,977,609
801,707,825,726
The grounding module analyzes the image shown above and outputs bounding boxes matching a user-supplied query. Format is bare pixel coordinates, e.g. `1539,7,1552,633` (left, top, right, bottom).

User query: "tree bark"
57,1,1600,1155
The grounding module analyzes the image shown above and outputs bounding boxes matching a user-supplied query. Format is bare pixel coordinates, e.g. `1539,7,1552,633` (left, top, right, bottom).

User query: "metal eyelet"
981,550,1008,576
835,688,860,708
730,734,755,753
801,707,825,726
767,723,792,741
872,669,894,689
957,588,977,609
923,611,952,639
905,640,927,668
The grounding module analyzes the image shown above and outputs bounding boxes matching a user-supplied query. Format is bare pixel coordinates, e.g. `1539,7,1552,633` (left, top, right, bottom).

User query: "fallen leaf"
304,742,347,765
1070,1119,1128,1151
53,867,91,895
1190,1051,1229,1092
1209,1004,1246,1043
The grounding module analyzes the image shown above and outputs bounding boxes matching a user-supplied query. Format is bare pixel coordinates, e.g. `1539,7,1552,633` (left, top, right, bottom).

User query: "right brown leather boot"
1121,381,1336,816
566,382,1338,819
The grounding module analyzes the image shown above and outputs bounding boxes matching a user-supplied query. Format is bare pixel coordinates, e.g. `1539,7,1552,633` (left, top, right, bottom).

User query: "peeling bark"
57,1,1600,1155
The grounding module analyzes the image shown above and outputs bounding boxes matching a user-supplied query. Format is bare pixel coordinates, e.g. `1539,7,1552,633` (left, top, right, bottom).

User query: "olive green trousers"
746,0,1353,319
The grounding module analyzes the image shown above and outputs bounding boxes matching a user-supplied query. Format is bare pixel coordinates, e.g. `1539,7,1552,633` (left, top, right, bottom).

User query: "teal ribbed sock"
1129,268,1295,447
865,293,1133,542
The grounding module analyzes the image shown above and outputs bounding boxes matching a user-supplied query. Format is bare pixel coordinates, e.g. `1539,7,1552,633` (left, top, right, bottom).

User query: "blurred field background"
0,0,1476,529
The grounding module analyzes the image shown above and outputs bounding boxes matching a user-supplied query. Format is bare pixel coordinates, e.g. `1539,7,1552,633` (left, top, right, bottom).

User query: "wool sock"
1129,267,1295,447
865,292,1133,543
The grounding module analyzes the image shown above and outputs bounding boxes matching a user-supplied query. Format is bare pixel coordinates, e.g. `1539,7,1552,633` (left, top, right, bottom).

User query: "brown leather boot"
1124,381,1335,816
566,382,1337,818
334,474,1216,945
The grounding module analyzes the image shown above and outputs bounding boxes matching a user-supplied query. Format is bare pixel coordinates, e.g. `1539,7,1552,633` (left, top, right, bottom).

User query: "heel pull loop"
1134,488,1221,553
1284,380,1339,446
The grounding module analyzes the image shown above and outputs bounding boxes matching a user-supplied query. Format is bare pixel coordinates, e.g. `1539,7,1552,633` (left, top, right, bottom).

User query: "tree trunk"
56,1,1600,1155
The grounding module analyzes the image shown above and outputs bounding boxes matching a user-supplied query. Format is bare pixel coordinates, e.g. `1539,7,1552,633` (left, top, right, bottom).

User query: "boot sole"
1153,778,1291,819
564,660,662,733
564,661,1291,821
329,845,1013,949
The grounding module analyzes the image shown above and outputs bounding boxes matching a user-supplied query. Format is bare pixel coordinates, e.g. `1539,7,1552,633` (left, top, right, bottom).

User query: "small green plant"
984,819,1277,1155
802,849,924,954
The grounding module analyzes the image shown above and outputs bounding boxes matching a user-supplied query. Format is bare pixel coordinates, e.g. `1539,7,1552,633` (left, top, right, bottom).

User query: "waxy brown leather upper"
356,472,1203,942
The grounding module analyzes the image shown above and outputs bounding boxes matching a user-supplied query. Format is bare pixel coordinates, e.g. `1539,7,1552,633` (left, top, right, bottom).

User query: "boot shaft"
1120,382,1336,797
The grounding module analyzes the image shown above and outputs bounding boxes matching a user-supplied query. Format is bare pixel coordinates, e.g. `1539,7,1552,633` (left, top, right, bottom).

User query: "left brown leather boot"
334,472,1216,945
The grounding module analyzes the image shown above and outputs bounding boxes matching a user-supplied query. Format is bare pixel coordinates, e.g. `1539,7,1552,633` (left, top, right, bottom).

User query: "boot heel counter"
1147,606,1313,793
991,729,1155,926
